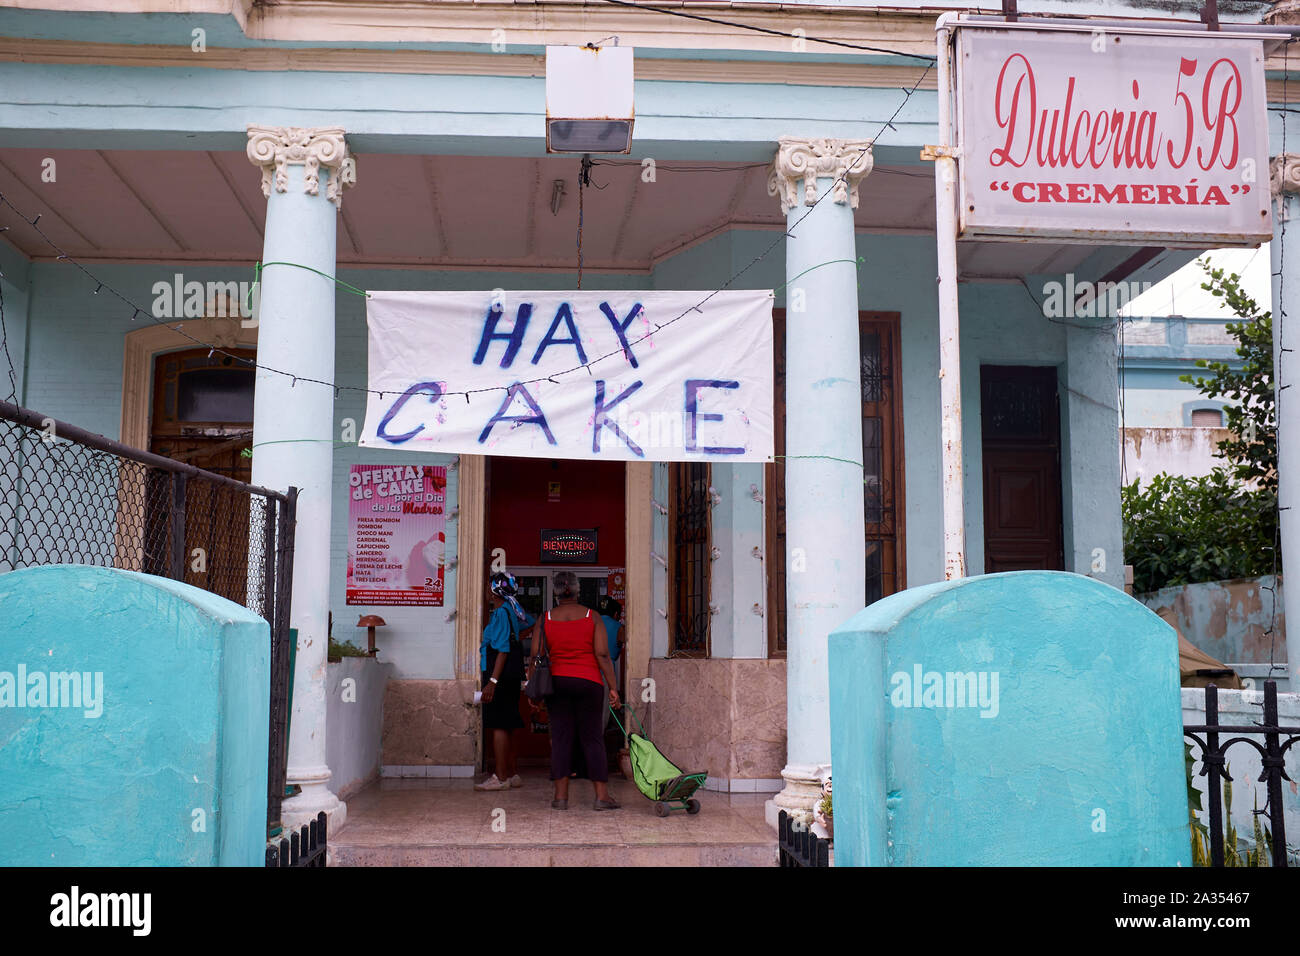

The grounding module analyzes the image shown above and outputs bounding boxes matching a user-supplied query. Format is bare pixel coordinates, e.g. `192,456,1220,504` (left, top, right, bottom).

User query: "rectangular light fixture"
546,45,634,154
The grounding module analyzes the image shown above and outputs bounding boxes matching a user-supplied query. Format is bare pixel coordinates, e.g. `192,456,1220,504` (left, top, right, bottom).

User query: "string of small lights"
0,59,931,409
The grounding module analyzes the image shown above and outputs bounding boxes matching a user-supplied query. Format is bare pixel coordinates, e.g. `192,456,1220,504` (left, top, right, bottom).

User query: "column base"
280,765,347,844
763,762,830,830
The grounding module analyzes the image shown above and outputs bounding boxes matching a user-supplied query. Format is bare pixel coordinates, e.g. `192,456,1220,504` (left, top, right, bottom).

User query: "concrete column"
764,137,871,825
1269,156,1300,686
246,126,356,832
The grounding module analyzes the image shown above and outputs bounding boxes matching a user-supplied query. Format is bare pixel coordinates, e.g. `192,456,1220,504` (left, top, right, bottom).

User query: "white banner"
359,290,774,462
956,26,1272,246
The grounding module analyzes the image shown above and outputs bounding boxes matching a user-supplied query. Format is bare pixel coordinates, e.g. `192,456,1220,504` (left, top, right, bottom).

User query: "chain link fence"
0,398,297,834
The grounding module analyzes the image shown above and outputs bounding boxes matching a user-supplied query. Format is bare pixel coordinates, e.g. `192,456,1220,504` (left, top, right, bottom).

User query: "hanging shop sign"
540,528,599,565
955,24,1273,246
346,463,447,606
359,290,774,462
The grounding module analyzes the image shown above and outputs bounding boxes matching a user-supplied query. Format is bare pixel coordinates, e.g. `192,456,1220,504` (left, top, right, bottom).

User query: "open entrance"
484,456,627,769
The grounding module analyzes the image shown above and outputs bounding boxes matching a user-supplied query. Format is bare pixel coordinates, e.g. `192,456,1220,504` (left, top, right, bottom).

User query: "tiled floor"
331,769,779,866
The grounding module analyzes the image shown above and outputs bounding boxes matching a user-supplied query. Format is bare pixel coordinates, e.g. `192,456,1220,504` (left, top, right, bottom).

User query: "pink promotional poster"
346,464,446,606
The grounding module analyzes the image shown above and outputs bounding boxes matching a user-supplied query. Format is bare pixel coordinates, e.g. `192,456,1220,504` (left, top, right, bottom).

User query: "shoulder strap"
536,613,549,658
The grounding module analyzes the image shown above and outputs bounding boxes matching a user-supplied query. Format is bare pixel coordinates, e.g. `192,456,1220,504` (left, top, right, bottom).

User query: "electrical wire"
0,60,931,407
592,0,936,62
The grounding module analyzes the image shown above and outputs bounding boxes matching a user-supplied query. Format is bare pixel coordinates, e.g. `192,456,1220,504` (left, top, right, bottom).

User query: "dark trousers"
547,676,608,783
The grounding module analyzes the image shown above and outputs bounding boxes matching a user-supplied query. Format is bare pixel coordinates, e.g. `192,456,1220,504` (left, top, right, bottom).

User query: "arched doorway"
149,346,256,479
142,347,257,590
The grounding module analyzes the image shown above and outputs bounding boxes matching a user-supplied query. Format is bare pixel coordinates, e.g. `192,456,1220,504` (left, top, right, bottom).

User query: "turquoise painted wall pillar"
245,126,355,832
765,137,871,824
1062,321,1124,588
829,571,1190,866
1270,156,1300,684
0,566,269,865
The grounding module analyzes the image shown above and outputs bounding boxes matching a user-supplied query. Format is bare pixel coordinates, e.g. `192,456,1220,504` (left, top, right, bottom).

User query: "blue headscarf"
490,571,529,624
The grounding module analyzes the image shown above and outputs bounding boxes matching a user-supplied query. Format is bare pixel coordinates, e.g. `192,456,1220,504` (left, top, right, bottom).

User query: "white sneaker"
508,775,523,789
474,774,509,791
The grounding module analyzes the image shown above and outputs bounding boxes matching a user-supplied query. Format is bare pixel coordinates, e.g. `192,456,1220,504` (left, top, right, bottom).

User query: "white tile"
702,777,729,792
753,778,784,792
730,778,758,793
380,765,397,778
448,765,475,778
426,765,451,778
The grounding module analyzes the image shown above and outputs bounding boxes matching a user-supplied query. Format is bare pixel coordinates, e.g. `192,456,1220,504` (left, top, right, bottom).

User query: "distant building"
1119,247,1266,484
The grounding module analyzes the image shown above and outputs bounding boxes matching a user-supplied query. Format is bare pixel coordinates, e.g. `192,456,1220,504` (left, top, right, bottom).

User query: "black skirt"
481,647,524,730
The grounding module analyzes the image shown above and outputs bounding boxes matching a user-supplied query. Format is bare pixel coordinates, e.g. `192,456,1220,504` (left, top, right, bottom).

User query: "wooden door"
980,366,1064,573
149,348,256,592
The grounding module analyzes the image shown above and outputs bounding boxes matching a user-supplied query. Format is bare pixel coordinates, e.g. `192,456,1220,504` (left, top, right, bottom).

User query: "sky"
1123,245,1272,320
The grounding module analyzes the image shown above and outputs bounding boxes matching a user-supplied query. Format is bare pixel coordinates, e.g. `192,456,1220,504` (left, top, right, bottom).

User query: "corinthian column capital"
1266,1,1300,25
246,125,356,210
767,137,874,215
1271,154,1300,198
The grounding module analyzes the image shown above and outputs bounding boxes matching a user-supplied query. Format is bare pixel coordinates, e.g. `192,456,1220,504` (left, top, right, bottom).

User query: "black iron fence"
1184,680,1299,867
0,399,297,835
777,809,830,867
266,812,327,867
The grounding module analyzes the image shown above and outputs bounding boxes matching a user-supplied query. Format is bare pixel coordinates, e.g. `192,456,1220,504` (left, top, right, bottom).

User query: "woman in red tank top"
530,570,621,811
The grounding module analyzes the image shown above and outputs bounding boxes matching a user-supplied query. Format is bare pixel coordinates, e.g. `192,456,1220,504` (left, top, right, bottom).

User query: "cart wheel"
655,801,670,817
686,799,701,815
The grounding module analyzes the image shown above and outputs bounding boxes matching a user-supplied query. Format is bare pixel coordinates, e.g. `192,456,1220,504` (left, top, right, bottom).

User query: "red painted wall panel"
487,457,626,568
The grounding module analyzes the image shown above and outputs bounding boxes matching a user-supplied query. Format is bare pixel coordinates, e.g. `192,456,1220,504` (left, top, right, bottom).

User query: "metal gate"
0,398,297,834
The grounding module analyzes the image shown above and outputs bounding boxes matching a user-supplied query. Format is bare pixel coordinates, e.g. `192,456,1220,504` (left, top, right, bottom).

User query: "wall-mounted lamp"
546,45,634,154
550,179,566,215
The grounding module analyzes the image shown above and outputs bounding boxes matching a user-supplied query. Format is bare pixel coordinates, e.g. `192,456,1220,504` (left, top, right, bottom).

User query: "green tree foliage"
1179,263,1276,491
1122,262,1278,593
1123,471,1275,594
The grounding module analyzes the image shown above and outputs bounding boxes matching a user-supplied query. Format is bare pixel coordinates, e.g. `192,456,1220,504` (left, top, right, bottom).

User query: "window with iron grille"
766,311,905,655
669,461,711,656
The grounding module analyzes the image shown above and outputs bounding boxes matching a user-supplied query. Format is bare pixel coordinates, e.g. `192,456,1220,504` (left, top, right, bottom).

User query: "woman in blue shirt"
598,596,624,662
475,571,535,792
597,596,624,731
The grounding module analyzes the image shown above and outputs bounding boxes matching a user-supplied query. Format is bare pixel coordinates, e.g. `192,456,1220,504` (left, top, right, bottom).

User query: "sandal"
551,798,568,810
593,798,621,811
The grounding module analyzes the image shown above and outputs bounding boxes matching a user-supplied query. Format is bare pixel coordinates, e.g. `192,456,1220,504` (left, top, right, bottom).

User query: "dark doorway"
484,456,626,768
980,365,1065,573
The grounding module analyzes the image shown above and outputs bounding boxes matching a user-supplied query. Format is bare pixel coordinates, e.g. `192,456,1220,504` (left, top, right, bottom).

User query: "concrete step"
332,841,777,867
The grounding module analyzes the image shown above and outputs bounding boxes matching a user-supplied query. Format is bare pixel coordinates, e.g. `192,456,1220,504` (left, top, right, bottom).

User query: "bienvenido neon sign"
986,53,1246,207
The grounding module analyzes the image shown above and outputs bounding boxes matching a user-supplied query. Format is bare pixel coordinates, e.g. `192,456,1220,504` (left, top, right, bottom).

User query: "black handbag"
524,615,554,701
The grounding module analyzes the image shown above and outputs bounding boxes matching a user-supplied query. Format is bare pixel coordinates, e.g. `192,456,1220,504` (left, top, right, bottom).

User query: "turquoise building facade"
0,0,1291,835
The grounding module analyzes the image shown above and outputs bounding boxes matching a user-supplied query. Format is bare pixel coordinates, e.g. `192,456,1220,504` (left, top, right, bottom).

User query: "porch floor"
331,770,778,866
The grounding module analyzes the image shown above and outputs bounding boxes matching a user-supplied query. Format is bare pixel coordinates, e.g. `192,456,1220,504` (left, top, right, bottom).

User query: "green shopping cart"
610,704,708,817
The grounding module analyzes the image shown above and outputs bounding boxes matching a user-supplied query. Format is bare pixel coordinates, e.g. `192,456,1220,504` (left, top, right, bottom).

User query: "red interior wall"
487,457,626,568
